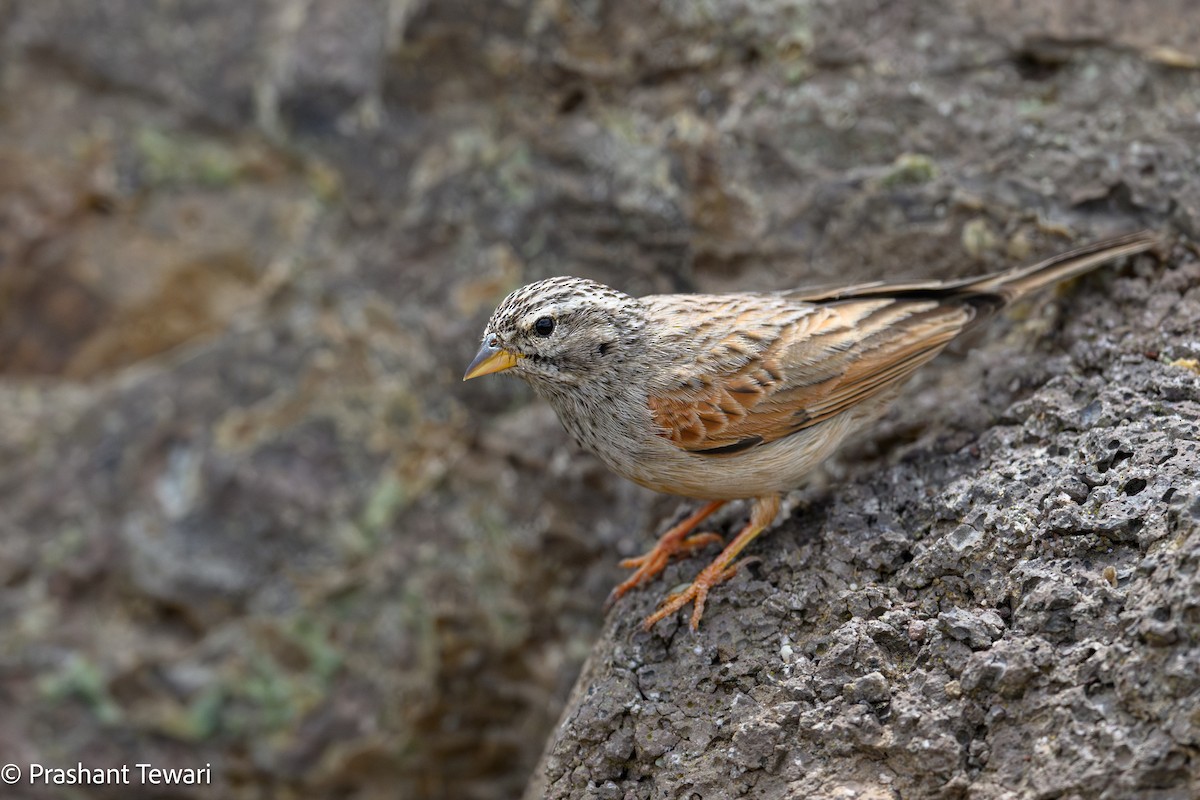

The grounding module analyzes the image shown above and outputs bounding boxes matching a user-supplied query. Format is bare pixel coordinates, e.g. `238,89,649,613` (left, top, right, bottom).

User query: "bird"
463,230,1158,632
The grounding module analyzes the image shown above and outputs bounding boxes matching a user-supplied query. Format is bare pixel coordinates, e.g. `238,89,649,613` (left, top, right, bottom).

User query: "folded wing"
647,297,975,454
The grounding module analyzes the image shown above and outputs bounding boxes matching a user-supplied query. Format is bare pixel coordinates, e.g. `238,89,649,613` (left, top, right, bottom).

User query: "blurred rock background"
0,1,1196,799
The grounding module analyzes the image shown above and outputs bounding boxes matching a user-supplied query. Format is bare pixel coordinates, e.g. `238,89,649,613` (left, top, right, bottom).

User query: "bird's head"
464,276,642,388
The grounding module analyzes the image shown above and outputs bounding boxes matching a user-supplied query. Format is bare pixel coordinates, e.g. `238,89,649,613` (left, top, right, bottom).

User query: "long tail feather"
787,230,1159,306
962,230,1159,302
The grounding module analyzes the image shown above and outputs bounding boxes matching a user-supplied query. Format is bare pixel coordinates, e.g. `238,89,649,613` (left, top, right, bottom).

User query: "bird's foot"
603,501,725,611
639,493,781,632
607,532,722,606
641,557,759,632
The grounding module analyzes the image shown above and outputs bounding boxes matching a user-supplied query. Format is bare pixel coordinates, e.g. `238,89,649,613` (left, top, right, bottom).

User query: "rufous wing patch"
648,298,974,455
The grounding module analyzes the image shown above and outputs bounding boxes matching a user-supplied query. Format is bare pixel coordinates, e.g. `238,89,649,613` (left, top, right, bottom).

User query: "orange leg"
605,500,726,610
642,493,782,633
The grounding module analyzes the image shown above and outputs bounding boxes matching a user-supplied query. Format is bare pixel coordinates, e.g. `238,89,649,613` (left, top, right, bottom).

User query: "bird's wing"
646,296,975,454
647,231,1155,455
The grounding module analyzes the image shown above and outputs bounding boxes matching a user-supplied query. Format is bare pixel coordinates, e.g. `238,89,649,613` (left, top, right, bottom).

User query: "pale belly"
544,380,894,502
609,411,863,500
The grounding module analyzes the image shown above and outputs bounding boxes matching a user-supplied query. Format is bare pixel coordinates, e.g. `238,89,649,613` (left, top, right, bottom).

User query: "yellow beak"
463,338,520,380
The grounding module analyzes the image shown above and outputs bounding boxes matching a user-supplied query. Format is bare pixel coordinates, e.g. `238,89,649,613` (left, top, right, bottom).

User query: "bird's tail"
961,229,1159,302
786,230,1159,308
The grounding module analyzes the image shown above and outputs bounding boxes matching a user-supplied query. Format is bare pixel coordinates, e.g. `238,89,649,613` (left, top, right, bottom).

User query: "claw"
639,564,719,632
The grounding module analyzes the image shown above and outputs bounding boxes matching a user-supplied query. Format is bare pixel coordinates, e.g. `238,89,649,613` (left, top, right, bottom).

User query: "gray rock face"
532,259,1200,797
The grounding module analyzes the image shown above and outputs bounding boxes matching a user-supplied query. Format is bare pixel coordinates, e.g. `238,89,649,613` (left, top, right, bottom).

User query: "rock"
938,608,1006,650
533,279,1200,796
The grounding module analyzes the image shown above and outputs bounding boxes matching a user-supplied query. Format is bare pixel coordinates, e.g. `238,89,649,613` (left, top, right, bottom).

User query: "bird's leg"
605,500,726,610
642,493,782,632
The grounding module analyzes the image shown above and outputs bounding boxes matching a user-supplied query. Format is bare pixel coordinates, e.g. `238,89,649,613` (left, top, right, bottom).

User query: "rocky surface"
0,1,1197,799
531,247,1200,798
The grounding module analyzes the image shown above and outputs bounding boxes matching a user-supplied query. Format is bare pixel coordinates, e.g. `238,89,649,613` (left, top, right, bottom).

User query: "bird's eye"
533,316,555,337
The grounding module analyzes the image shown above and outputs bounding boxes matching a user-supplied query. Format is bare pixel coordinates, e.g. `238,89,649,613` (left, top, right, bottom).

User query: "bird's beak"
463,337,520,381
